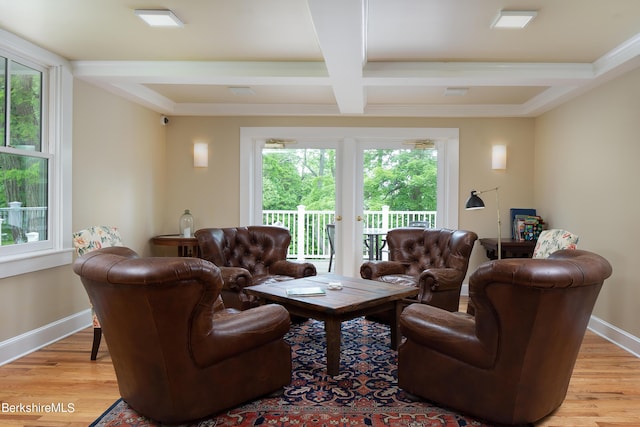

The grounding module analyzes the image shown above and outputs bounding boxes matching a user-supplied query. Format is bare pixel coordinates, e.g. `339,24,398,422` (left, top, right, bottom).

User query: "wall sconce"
193,143,208,168
492,145,507,170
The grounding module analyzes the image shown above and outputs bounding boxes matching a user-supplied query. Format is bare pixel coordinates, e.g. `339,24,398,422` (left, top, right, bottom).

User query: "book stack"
513,215,545,241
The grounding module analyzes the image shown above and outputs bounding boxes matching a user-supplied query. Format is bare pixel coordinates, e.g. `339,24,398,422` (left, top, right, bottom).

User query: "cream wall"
72,79,167,253
0,79,167,343
535,67,640,338
164,116,535,283
5,71,637,349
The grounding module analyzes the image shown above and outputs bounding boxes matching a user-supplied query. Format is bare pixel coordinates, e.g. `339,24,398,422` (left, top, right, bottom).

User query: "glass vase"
179,209,194,238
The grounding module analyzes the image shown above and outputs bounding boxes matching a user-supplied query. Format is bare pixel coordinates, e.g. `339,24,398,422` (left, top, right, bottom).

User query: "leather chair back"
398,249,613,425
386,228,476,278
197,226,291,276
73,246,292,424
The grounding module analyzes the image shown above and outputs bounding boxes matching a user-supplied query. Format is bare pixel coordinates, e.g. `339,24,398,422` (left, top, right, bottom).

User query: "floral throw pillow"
532,229,579,259
72,226,123,256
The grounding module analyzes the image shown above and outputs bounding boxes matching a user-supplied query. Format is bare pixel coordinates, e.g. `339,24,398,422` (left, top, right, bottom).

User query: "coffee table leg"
390,301,401,349
325,319,341,376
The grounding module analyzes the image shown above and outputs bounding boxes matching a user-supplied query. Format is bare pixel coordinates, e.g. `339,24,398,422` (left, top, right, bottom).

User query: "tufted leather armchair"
360,228,477,320
195,226,317,310
73,246,292,425
398,249,612,425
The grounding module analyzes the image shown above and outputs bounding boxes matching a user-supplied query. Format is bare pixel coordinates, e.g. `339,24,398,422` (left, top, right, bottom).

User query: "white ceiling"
1,0,639,117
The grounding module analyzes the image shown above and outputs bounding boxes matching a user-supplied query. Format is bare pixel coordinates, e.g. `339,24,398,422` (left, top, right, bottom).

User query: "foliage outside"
262,148,437,257
0,58,46,244
262,148,437,212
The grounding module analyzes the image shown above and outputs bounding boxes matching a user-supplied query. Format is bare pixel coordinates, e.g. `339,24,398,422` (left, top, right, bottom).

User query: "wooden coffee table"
245,273,418,376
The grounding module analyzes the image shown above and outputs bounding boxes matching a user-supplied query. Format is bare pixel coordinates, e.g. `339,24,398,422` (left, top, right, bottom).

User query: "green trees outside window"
0,57,47,245
262,148,437,212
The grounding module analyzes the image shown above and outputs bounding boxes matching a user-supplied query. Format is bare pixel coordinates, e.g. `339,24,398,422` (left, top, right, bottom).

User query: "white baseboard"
0,309,92,366
461,284,640,358
588,315,640,358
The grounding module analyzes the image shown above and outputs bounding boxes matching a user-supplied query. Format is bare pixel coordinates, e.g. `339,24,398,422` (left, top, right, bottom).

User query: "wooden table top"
245,273,418,315
150,234,198,245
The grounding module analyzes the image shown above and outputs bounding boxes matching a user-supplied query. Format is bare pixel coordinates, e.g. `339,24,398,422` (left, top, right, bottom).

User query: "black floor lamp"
465,187,501,260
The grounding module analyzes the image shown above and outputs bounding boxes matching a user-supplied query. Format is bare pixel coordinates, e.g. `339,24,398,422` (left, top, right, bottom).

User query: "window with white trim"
0,56,48,247
0,30,73,277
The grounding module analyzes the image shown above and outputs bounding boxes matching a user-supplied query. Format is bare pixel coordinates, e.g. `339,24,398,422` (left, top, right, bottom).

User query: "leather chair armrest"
360,260,406,280
218,266,252,291
270,260,317,278
400,303,495,369
416,268,464,304
194,304,291,366
418,268,464,292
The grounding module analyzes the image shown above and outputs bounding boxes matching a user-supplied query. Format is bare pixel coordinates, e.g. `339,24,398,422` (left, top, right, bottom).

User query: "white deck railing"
0,205,47,244
263,206,436,260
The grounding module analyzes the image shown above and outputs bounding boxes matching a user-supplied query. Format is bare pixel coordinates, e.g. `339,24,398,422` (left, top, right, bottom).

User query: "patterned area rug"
91,318,489,427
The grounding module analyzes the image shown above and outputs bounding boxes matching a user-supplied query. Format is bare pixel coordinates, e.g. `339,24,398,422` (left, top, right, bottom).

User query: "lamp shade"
465,191,485,210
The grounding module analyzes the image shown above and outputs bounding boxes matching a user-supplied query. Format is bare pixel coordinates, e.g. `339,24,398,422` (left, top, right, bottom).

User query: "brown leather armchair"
398,249,613,425
195,226,317,310
360,228,477,319
73,246,292,425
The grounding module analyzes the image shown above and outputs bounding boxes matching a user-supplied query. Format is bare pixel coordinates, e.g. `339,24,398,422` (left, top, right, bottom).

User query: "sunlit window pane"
9,61,41,151
0,152,48,245
0,57,5,146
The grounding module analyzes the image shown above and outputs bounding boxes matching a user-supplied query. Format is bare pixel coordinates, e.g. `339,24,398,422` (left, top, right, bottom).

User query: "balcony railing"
263,205,436,260
0,203,47,244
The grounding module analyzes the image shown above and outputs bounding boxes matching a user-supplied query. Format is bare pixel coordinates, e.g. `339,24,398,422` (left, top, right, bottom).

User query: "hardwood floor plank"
0,302,639,426
0,329,119,427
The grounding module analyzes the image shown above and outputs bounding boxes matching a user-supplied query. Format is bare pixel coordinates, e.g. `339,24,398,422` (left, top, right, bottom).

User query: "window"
0,58,48,245
0,30,73,277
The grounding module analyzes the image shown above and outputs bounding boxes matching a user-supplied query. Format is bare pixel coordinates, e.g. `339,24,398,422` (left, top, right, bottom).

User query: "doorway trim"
239,127,459,274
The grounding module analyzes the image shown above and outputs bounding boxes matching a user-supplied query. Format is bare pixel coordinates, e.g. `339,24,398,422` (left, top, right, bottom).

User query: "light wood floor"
0,307,639,426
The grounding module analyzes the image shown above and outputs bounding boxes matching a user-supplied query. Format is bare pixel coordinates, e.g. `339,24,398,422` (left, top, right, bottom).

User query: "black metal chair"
326,223,335,272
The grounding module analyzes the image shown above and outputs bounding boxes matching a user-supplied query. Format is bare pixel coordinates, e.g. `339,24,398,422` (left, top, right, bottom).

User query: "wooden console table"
479,238,536,260
151,234,199,257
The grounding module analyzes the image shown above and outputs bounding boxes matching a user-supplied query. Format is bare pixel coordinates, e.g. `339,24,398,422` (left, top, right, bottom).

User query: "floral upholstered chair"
532,229,579,259
72,225,123,360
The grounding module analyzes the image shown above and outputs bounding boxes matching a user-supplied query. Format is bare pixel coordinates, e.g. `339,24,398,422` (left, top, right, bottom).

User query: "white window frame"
239,126,459,276
0,29,73,278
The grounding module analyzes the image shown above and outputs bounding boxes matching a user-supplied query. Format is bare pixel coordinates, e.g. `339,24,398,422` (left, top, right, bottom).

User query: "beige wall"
0,79,167,342
72,79,167,253
164,115,535,280
3,68,637,346
535,67,640,337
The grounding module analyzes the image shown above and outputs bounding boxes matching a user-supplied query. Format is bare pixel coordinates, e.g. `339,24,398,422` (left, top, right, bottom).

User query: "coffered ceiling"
1,0,639,117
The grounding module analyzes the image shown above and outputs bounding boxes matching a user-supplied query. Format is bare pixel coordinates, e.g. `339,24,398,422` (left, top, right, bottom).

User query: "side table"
151,234,199,257
479,238,536,260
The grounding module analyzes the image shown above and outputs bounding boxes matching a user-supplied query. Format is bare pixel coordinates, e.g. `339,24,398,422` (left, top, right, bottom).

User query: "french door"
240,127,459,277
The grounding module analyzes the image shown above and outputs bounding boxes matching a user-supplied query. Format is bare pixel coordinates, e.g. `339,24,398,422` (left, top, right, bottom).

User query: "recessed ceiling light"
228,87,256,96
491,10,537,29
443,87,469,97
134,9,184,27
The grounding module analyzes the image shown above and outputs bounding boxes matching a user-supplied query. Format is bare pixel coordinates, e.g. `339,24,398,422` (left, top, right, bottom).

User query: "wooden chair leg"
91,327,102,360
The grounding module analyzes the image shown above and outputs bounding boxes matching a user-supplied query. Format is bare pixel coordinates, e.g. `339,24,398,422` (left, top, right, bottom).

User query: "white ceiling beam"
74,59,597,89
108,82,177,113
307,0,365,114
174,103,341,116
364,62,595,86
69,30,640,118
72,60,330,85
